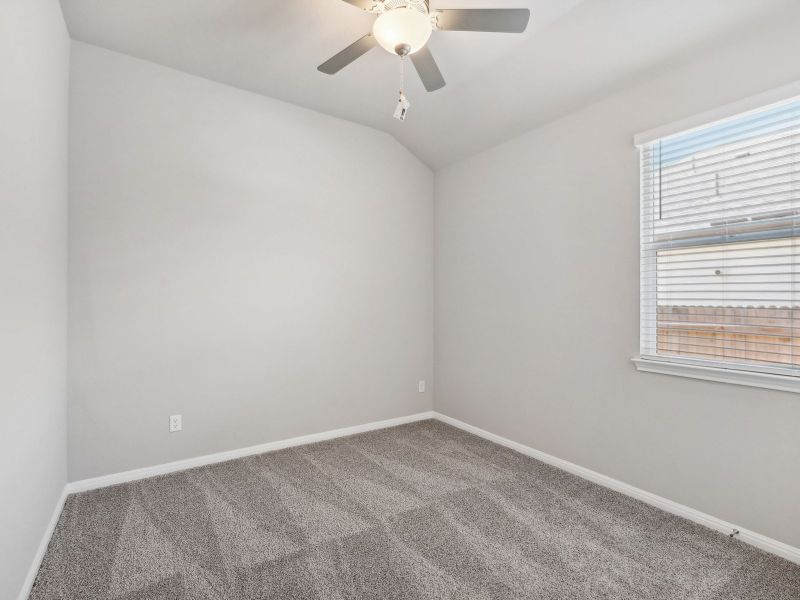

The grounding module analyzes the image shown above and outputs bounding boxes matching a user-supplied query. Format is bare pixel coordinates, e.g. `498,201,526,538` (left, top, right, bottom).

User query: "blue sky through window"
658,99,800,167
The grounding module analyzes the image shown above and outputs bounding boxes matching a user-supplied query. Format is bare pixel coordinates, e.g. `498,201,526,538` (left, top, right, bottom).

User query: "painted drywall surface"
435,18,800,547
0,1,69,596
68,43,434,480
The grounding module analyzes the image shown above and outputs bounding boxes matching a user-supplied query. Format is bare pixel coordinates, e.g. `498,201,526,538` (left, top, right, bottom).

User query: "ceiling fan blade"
340,0,377,8
410,46,446,92
317,34,377,74
433,9,531,33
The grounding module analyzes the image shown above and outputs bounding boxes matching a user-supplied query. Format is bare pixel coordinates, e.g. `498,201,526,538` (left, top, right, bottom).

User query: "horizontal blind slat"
642,142,800,190
656,111,800,162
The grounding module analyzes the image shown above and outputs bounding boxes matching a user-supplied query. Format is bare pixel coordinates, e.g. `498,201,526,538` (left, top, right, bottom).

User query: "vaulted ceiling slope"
61,0,799,169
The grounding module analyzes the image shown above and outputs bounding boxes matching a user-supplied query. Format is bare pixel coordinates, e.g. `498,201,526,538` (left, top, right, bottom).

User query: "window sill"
631,357,800,394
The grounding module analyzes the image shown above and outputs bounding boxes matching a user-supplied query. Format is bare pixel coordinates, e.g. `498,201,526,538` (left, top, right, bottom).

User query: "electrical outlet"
418,380,426,393
169,414,182,433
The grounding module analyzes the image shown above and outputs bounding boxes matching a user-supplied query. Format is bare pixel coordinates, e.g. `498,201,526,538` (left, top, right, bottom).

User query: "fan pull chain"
400,54,405,96
393,56,410,121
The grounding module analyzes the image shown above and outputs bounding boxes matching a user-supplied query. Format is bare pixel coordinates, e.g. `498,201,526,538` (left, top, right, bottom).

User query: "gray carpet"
30,420,799,599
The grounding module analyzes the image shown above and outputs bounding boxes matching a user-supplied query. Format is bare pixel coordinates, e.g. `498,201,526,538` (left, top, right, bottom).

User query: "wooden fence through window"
657,305,800,367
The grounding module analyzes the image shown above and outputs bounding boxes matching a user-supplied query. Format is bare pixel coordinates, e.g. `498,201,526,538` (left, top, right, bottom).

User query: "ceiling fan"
317,1,531,94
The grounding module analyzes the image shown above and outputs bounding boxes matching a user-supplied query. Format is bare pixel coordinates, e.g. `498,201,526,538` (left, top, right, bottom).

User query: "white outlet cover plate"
169,414,182,432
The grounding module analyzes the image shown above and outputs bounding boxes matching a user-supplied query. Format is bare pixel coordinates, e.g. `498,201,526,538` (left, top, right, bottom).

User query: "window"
639,96,800,384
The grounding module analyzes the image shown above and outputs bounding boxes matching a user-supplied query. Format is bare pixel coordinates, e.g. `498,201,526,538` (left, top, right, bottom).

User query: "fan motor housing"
380,0,429,15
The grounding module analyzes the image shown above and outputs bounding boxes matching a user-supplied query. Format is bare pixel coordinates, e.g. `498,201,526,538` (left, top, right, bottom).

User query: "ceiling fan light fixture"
319,1,532,98
372,7,432,55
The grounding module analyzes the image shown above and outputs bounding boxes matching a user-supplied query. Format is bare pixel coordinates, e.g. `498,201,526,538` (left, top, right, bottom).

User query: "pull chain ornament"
393,46,411,121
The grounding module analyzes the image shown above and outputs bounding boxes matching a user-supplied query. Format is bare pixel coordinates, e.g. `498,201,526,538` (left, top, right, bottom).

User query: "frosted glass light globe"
372,8,432,55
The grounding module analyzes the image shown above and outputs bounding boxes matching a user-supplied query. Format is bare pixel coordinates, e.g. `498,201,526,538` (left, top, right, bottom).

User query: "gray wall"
435,17,800,547
68,43,434,481
0,1,69,597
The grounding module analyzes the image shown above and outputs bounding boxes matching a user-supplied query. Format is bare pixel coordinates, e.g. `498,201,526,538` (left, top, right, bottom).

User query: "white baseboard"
23,407,797,600
432,412,800,566
18,487,68,600
66,411,435,494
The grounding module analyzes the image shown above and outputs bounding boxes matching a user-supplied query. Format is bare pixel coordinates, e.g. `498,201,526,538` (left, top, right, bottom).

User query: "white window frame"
633,81,800,394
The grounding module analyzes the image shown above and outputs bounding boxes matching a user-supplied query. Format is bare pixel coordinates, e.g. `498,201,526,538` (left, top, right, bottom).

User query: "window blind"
640,97,800,376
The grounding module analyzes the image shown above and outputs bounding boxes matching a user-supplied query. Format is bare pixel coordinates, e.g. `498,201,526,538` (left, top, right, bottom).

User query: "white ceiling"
61,0,798,169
